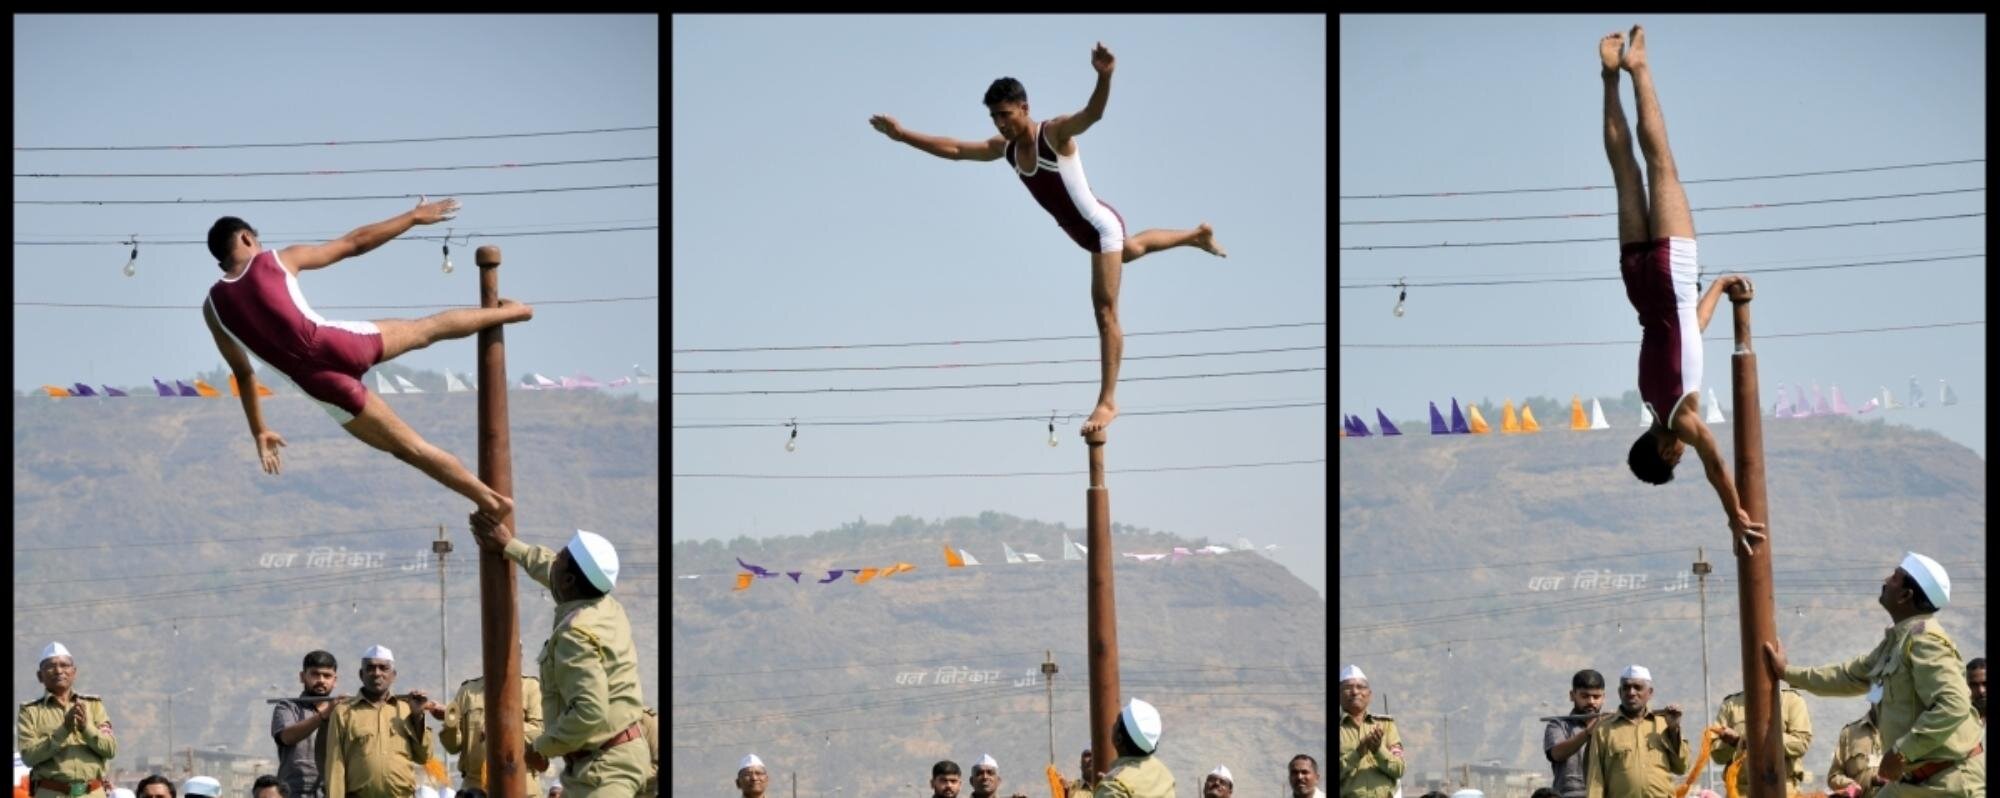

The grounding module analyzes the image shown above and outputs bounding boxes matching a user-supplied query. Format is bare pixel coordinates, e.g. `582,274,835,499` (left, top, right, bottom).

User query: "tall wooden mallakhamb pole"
1084,427,1120,775
476,245,528,798
1729,283,1783,798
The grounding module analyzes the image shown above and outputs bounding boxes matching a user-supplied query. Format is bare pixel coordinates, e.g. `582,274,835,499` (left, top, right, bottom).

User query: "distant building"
1416,762,1545,798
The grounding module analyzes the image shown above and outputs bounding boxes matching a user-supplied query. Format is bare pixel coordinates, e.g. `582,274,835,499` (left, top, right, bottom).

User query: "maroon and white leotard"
1004,121,1126,254
207,250,384,423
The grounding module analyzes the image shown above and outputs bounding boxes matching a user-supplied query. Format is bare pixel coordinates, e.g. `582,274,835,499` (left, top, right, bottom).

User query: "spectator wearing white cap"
1764,551,1983,795
180,778,219,798
320,645,437,798
734,755,766,798
1091,698,1174,797
18,643,117,798
466,517,648,798
1337,663,1400,798
1287,754,1322,798
964,754,1021,798
1200,765,1232,798
1583,665,1688,798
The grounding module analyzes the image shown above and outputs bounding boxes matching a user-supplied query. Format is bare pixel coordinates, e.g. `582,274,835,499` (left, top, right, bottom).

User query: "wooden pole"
1084,428,1119,777
1730,287,1783,798
476,245,528,798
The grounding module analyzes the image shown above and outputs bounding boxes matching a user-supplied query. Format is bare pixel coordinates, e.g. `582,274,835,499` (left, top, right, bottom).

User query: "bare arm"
1682,414,1766,552
868,115,1001,161
204,300,267,437
275,705,329,747
1547,720,1597,763
1050,42,1115,145
1697,274,1752,332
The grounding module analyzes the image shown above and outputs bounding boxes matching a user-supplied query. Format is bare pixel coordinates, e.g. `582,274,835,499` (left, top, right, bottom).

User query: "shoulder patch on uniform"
1371,714,1394,722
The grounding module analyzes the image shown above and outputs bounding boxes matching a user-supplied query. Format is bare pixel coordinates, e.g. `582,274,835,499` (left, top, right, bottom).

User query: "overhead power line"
671,366,1324,396
16,182,657,206
674,321,1325,354
1337,157,1984,199
674,344,1326,374
1340,212,1983,251
16,155,658,179
18,225,657,246
672,458,1325,479
1339,319,1983,350
1341,187,1986,225
1338,253,1983,289
672,400,1324,429
14,124,658,152
17,294,658,311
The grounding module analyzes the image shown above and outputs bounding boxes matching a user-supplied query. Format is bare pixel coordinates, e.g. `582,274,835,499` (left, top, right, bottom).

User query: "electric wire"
672,366,1325,396
673,344,1325,374
1337,157,1984,199
672,401,1323,429
17,295,659,311
674,321,1325,354
15,124,658,152
1340,212,1982,250
16,183,657,206
16,155,657,179
1338,253,1984,289
1341,187,1985,225
17,225,657,245
1339,320,1983,349
671,458,1325,480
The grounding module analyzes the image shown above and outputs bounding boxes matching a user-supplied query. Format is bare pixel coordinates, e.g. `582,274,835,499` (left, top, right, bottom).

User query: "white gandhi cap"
1207,765,1233,783
1621,665,1652,683
738,753,765,772
40,642,71,664
568,530,620,592
1452,791,1486,798
1900,551,1951,609
1339,664,1367,684
362,645,394,663
181,777,221,798
1120,697,1163,754
974,754,997,769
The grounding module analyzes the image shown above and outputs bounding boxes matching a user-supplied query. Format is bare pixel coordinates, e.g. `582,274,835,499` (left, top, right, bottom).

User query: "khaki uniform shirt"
637,707,656,796
1066,778,1092,798
16,694,115,797
441,676,544,795
504,539,649,798
1585,710,1691,798
1782,614,1983,785
320,695,434,798
1338,713,1404,798
1826,713,1883,798
1710,687,1812,795
1091,755,1173,798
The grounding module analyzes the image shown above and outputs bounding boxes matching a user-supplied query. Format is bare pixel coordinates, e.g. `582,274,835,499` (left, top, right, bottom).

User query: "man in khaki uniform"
1585,665,1690,798
469,517,648,798
1708,685,1813,795
1091,698,1173,797
1337,665,1401,798
636,708,655,797
436,674,544,795
1827,705,1886,798
1066,749,1093,798
17,643,116,798
1766,552,1984,798
320,645,436,798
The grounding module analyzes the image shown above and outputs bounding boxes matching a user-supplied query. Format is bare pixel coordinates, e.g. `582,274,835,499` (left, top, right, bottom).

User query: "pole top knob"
1083,429,1108,446
475,246,502,268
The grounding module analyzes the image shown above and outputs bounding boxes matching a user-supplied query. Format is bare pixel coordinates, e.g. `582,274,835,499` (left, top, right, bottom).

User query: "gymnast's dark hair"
983,77,1027,108
208,216,258,268
1628,431,1676,485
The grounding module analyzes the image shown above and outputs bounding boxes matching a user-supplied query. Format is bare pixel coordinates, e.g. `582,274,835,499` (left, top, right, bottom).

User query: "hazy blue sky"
672,16,1329,595
14,15,659,392
1341,16,1986,456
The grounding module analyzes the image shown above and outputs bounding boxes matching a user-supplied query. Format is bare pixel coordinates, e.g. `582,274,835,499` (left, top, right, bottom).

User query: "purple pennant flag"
786,571,802,583
1376,409,1402,436
817,570,846,584
735,557,775,578
153,378,175,397
1428,402,1449,435
103,386,127,397
1449,398,1470,434
175,380,198,397
71,383,98,397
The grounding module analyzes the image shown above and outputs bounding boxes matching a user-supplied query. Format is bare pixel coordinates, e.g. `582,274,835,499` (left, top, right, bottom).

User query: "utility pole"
791,772,797,798
1729,284,1783,798
476,245,527,798
1083,428,1120,772
1694,546,1714,793
435,523,453,773
1042,651,1058,764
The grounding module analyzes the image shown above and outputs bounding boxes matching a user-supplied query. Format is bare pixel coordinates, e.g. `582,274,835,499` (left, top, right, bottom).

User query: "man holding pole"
436,672,544,795
1764,552,1983,797
468,517,647,798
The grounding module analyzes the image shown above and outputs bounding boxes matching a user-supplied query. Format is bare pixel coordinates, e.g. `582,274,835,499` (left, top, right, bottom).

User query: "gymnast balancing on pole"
1602,25,1767,557
871,41,1227,436
200,196,532,519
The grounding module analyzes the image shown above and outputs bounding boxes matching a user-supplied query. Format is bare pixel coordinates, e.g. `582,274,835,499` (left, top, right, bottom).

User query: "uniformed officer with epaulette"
1337,664,1402,798
468,516,648,798
1708,684,1812,795
17,643,116,798
1827,703,1886,798
1585,665,1689,798
435,671,544,796
1765,551,1984,798
320,645,436,798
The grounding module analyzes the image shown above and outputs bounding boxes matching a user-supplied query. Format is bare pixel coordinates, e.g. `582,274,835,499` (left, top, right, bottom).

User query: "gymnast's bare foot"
1193,223,1227,258
1621,25,1647,73
1080,402,1118,435
1600,30,1624,75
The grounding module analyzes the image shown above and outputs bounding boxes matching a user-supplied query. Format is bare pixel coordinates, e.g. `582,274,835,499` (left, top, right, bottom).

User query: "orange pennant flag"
229,374,277,397
40,385,70,398
193,379,221,398
944,545,965,568
734,573,753,591
1046,764,1066,798
854,567,881,584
